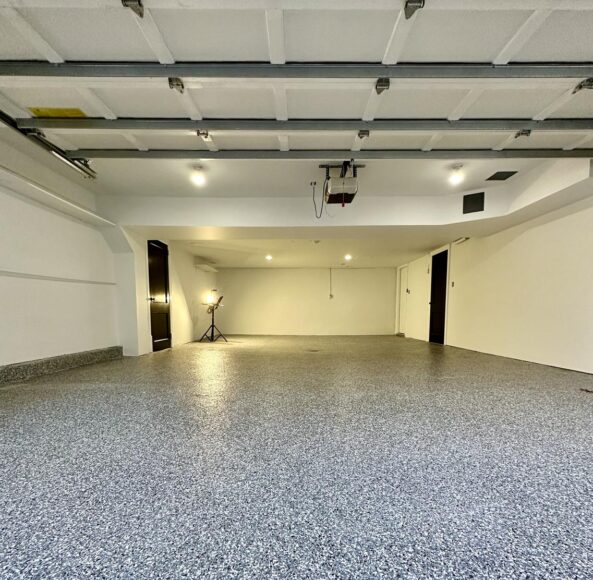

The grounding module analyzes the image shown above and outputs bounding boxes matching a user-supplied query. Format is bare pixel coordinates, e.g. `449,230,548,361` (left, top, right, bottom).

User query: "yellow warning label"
29,107,87,118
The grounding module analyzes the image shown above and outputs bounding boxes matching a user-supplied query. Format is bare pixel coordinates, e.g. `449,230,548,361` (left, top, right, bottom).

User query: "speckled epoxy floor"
1,336,593,579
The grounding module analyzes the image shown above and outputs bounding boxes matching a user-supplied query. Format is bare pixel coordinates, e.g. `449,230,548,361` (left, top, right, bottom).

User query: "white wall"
168,244,217,346
169,244,196,346
216,268,396,335
115,230,152,356
446,200,593,374
404,255,430,342
399,198,593,374
0,188,119,366
193,268,218,340
122,239,217,350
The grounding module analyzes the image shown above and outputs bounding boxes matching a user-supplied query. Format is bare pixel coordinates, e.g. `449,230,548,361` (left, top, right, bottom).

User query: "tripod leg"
199,324,215,342
213,325,228,342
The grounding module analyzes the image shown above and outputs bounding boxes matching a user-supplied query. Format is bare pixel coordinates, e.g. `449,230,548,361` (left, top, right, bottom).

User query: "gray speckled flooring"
1,336,593,579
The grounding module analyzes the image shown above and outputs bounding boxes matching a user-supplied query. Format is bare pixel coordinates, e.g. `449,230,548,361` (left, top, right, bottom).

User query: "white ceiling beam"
0,91,31,117
198,133,218,151
24,118,593,133
362,89,384,122
493,132,517,151
1,1,587,10
278,135,289,151
123,134,149,151
44,132,78,151
272,85,288,121
1,7,63,63
265,9,286,65
448,88,483,121
69,148,593,160
493,10,553,65
128,7,175,64
7,61,591,81
0,76,577,92
422,134,442,152
76,88,117,119
533,88,576,120
174,90,203,120
351,133,363,152
563,134,593,151
382,9,414,65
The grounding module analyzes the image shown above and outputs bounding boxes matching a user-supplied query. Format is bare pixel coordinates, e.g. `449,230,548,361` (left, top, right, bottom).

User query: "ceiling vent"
463,192,485,214
486,171,518,181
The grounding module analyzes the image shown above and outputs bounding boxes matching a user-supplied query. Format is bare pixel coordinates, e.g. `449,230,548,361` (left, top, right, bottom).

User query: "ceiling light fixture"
265,254,273,261
344,254,352,262
448,164,465,186
190,166,206,187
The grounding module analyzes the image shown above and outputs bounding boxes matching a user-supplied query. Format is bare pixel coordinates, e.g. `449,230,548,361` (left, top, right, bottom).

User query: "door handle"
148,297,155,302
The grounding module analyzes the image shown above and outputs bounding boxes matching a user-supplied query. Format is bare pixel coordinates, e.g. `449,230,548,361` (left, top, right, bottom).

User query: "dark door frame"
429,248,449,345
147,240,172,351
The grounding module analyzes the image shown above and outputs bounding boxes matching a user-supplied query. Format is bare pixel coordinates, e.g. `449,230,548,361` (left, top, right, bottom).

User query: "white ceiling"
127,180,593,268
184,236,446,269
2,2,593,64
88,157,542,198
0,0,592,231
0,0,592,166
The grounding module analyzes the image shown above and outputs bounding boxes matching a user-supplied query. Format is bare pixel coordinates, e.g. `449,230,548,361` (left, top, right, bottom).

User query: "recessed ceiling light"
265,254,273,261
190,167,206,187
344,254,352,261
448,164,464,186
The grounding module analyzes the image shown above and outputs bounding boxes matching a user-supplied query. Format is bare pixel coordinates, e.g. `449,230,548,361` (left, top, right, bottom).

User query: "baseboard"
0,346,123,385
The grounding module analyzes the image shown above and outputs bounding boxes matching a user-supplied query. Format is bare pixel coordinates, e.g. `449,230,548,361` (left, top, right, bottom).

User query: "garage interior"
1,0,593,577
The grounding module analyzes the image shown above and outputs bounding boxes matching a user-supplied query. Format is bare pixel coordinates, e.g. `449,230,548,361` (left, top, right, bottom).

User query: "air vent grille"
463,192,485,214
486,171,517,181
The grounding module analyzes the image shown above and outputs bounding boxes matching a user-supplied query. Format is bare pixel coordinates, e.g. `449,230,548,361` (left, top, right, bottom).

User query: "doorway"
398,265,408,335
429,250,448,344
147,240,171,351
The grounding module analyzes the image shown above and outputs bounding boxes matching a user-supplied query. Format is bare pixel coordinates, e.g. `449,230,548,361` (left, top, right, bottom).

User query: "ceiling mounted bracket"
375,77,390,95
122,0,144,18
319,162,366,170
573,77,593,94
404,0,425,20
21,127,44,137
168,77,185,94
197,130,212,142
515,129,532,139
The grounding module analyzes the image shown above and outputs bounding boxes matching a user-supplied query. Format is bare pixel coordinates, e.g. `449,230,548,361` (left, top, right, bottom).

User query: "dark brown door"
147,240,171,351
429,250,448,344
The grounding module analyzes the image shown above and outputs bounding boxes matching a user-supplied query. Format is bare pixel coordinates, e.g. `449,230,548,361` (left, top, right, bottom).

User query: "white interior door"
398,266,408,335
